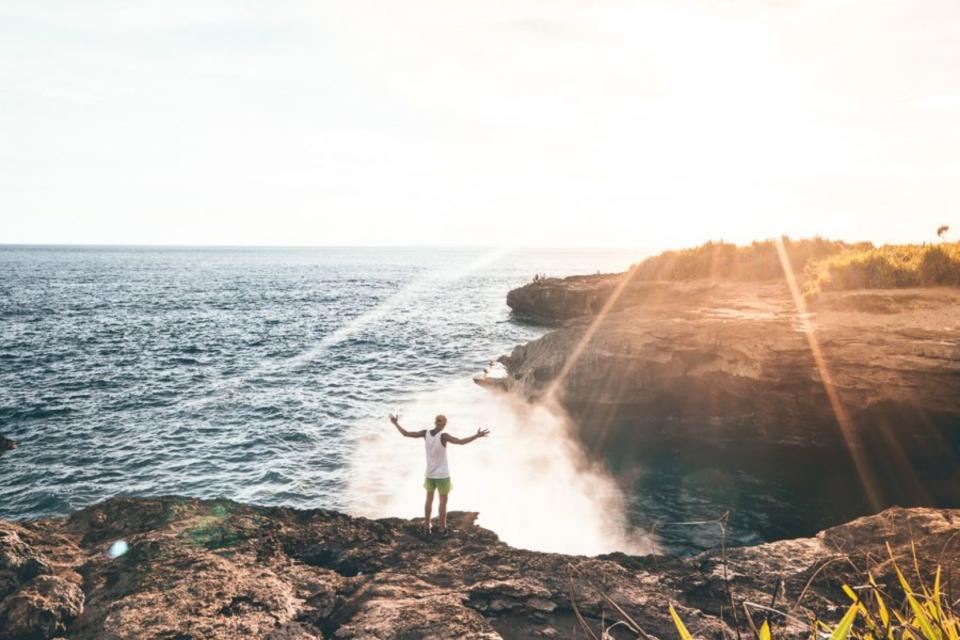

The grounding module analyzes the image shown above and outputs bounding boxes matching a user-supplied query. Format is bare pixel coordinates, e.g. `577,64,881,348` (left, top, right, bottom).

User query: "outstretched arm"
443,428,490,445
390,414,425,438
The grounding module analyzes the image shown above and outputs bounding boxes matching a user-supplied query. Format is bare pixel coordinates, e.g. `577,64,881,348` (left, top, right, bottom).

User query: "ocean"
0,245,858,555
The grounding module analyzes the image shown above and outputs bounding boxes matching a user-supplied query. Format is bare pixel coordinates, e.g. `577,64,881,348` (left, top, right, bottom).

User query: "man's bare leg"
438,493,448,532
423,489,434,533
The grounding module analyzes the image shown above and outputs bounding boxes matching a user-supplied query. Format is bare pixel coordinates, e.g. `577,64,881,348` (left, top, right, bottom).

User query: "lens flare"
543,262,643,403
774,236,882,511
107,539,129,559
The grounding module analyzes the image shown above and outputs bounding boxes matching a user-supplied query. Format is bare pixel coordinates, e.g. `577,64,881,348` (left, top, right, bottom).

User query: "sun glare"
773,237,883,511
2,2,957,246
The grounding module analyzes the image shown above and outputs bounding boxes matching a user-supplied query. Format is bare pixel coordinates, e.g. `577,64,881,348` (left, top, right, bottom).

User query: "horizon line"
0,242,654,251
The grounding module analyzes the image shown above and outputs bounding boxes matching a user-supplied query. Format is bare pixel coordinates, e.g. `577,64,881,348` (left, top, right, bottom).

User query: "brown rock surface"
0,575,84,639
492,279,960,507
506,276,722,324
1,497,959,639
501,280,960,419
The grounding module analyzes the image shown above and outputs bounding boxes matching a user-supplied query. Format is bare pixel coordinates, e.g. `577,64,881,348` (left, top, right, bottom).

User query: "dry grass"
630,238,868,282
669,542,960,640
570,520,960,640
806,243,960,293
625,238,960,294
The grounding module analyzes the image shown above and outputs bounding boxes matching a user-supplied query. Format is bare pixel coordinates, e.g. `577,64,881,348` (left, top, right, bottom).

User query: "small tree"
937,225,950,241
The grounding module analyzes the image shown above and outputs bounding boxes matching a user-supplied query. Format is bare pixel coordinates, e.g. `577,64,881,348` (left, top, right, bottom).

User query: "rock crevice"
2,497,959,639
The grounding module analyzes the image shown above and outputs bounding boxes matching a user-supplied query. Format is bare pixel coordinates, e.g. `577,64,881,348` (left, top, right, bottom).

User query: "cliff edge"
2,497,959,639
489,277,960,510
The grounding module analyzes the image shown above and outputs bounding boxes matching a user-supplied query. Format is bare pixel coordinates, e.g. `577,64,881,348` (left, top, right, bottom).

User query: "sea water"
0,245,857,554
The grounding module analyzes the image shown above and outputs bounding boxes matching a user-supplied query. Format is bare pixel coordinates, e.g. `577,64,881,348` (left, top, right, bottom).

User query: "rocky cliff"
2,497,958,640
0,435,16,456
488,277,960,509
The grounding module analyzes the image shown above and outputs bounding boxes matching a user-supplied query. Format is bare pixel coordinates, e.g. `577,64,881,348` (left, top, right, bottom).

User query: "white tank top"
424,429,450,479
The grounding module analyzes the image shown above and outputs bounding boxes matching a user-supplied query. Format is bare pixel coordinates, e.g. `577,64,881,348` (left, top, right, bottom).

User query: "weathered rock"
501,280,960,419
506,275,716,324
493,279,960,509
0,529,52,601
1,497,959,639
0,434,17,456
0,575,84,640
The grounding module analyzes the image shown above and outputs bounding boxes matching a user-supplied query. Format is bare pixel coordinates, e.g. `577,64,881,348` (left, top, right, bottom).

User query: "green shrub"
668,545,960,640
631,237,867,282
809,243,960,292
627,238,960,292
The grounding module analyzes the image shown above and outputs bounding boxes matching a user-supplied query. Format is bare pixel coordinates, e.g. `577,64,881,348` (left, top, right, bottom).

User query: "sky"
1,1,958,249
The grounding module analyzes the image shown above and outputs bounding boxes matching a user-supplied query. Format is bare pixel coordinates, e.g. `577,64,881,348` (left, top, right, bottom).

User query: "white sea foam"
347,378,658,556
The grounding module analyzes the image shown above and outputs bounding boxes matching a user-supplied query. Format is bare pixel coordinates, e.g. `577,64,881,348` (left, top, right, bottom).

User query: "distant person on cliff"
389,413,489,536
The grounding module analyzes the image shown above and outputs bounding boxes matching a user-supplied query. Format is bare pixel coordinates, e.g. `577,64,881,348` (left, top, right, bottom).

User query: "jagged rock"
0,434,17,456
0,529,52,600
501,280,960,421
265,622,323,639
1,497,959,639
506,275,715,323
493,279,960,509
0,575,84,640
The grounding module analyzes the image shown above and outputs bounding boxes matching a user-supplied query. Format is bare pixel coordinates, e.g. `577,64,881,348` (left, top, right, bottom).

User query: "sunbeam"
543,263,643,402
182,247,513,409
773,236,883,511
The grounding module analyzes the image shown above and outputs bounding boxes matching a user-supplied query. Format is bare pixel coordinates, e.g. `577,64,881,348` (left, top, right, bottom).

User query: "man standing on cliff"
389,413,489,536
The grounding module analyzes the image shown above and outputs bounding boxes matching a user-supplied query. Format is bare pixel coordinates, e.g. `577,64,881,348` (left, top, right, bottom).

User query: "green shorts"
423,477,452,495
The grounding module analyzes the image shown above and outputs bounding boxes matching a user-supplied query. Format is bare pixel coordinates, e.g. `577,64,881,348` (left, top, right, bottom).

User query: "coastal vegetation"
629,237,864,282
574,543,960,640
668,555,960,640
624,235,960,294
809,242,960,292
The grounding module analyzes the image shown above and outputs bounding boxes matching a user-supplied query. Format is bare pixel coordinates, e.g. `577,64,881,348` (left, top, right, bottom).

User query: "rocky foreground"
2,497,959,639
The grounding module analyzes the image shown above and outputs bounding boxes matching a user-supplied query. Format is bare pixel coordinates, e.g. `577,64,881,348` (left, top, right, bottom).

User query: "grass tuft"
623,237,960,294
806,243,960,293
630,237,866,282
666,553,960,640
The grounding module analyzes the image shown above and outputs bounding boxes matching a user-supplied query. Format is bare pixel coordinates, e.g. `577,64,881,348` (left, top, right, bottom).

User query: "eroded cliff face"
492,280,960,508
506,276,719,324
2,497,959,640
0,435,16,456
